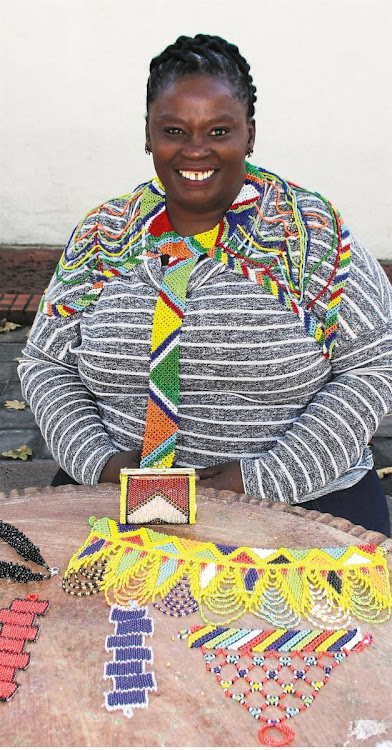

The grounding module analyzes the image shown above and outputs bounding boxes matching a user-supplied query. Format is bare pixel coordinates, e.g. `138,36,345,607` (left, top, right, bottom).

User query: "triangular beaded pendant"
178,630,372,746
153,576,199,617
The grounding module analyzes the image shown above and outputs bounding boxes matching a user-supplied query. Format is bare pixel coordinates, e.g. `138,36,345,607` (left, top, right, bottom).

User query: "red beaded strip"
0,594,49,701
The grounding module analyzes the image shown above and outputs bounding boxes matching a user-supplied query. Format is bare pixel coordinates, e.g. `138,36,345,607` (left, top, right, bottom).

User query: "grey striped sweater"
18,178,392,503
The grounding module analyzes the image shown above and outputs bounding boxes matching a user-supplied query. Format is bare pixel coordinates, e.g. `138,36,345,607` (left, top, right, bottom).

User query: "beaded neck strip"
62,518,392,628
0,521,58,583
41,164,350,469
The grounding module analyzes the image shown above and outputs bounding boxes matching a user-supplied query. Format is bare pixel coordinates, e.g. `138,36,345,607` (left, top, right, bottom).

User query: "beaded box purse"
119,468,197,525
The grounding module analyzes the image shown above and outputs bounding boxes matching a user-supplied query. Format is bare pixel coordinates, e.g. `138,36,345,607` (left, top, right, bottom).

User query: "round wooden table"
0,483,391,747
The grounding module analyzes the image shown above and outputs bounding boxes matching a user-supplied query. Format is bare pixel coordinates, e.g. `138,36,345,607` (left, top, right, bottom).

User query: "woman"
19,34,392,535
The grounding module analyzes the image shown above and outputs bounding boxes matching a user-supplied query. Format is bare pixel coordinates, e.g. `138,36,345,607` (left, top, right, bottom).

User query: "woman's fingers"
196,461,244,494
197,465,221,479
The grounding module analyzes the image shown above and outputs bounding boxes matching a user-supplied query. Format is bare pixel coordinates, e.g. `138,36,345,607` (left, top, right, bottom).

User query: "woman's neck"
165,200,231,238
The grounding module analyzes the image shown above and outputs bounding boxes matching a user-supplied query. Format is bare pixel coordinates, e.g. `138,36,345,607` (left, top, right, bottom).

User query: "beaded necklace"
63,517,392,627
0,520,58,582
46,164,350,363
178,631,372,747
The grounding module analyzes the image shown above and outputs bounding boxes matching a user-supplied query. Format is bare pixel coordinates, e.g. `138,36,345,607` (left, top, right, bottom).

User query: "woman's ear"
247,119,256,152
145,121,152,153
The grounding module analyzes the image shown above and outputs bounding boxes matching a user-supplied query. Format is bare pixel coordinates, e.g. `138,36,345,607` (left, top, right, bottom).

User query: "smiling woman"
18,34,392,535
146,74,255,236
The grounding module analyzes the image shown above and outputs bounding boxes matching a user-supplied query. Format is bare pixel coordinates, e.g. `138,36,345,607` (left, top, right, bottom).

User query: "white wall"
1,0,391,259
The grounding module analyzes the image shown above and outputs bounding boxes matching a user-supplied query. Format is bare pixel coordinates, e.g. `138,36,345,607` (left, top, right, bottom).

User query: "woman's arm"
18,267,132,484
198,235,392,501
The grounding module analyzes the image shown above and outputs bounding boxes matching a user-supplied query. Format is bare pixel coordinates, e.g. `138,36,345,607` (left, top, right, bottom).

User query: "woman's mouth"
177,169,217,182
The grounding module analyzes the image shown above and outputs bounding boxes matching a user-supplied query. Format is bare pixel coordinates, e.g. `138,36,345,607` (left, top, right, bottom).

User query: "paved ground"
0,247,391,504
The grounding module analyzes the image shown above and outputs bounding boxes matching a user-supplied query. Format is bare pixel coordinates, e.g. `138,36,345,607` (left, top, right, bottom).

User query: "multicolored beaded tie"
140,217,219,468
41,164,351,471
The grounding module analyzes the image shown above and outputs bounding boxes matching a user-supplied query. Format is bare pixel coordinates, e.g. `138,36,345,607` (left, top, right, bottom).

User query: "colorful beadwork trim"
103,603,156,718
63,517,392,627
41,164,350,360
177,625,366,652
119,468,197,524
0,594,49,701
183,633,372,746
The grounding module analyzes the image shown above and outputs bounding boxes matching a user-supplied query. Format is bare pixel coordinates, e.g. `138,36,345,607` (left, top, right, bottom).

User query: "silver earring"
145,144,151,155
247,147,254,157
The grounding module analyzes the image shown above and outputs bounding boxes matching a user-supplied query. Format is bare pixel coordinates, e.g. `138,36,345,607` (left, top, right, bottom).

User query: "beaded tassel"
0,594,49,701
0,520,57,582
103,603,156,718
153,576,199,617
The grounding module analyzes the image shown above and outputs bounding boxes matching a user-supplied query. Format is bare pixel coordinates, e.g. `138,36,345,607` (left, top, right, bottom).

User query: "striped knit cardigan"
18,166,392,503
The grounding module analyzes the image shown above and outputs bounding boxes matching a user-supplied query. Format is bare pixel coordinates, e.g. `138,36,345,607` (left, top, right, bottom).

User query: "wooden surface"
0,484,391,748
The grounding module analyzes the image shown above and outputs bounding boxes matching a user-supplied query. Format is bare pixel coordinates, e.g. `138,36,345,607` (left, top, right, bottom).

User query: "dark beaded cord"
0,520,58,583
62,561,106,596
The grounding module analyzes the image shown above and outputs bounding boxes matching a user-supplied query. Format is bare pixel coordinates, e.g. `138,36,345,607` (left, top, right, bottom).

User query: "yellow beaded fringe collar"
63,517,391,627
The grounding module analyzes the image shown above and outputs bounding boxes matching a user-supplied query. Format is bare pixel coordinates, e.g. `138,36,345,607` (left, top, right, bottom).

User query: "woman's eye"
210,128,229,136
166,128,184,135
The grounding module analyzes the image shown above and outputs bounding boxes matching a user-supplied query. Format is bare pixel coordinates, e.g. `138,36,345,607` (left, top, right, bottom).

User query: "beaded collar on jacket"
42,164,351,359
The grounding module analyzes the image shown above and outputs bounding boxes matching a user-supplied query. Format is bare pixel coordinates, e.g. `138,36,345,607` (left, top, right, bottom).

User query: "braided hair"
147,34,257,119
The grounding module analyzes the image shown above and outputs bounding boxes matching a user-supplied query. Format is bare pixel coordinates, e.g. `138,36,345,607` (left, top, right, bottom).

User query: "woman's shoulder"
61,180,149,271
247,164,344,265
249,164,349,287
248,163,335,210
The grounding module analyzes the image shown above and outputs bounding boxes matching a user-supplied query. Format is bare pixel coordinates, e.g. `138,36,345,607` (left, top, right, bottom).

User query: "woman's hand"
99,450,142,484
197,461,244,494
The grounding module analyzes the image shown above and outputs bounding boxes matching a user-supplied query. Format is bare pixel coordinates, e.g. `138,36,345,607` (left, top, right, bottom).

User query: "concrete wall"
1,0,391,259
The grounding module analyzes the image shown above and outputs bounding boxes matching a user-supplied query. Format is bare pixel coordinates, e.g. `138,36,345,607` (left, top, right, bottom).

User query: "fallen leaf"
2,445,33,460
377,467,392,479
0,318,22,333
4,400,26,410
13,357,22,363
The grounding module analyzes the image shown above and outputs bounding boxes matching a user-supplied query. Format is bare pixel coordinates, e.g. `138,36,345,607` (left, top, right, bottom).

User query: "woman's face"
146,74,255,226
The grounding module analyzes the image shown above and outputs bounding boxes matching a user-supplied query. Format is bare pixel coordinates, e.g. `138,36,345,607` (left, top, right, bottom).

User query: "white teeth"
179,170,215,181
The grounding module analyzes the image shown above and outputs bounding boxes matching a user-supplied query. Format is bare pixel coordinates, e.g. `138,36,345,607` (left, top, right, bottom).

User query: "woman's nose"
182,134,211,158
